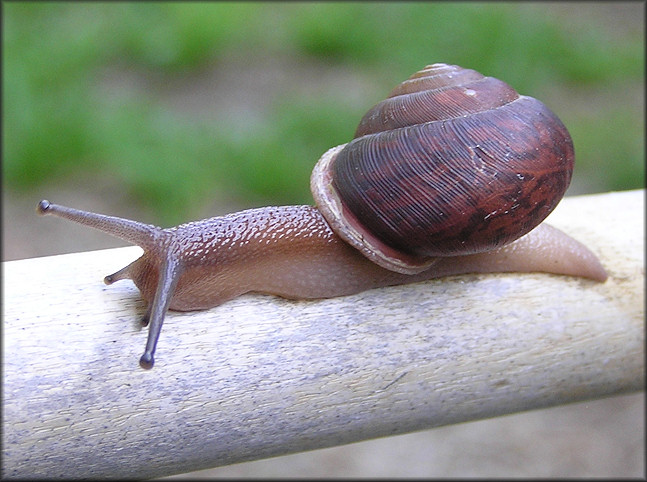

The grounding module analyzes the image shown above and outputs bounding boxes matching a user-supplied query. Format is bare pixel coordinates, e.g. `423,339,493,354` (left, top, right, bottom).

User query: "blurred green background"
3,2,644,225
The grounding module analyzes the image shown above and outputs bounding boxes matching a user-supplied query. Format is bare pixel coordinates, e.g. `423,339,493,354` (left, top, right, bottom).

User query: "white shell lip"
310,144,438,275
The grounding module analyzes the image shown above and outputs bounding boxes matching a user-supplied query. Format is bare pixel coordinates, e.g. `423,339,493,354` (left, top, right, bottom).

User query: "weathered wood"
2,190,644,479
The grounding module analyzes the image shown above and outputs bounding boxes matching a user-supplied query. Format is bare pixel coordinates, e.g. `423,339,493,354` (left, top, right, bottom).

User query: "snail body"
37,63,607,369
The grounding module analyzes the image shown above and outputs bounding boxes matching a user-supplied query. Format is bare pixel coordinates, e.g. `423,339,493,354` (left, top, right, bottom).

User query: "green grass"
3,2,644,223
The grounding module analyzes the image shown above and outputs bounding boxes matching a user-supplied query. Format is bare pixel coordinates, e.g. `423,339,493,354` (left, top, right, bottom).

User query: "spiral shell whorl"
311,63,575,274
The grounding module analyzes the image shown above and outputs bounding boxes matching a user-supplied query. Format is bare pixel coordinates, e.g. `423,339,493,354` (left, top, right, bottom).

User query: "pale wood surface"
2,190,644,479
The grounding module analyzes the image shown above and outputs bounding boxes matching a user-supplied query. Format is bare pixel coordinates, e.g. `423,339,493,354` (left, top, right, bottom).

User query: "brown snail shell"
311,63,575,274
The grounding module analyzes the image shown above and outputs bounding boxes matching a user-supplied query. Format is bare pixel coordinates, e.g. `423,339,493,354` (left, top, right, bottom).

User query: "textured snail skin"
37,199,606,369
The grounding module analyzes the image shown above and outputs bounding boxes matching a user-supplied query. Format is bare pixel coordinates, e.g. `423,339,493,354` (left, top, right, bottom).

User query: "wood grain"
2,190,643,479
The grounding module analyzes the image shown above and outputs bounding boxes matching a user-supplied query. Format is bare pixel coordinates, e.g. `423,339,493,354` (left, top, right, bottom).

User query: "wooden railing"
2,190,644,479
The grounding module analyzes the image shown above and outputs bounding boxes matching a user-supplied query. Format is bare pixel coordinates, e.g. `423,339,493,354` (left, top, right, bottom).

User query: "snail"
37,63,607,369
